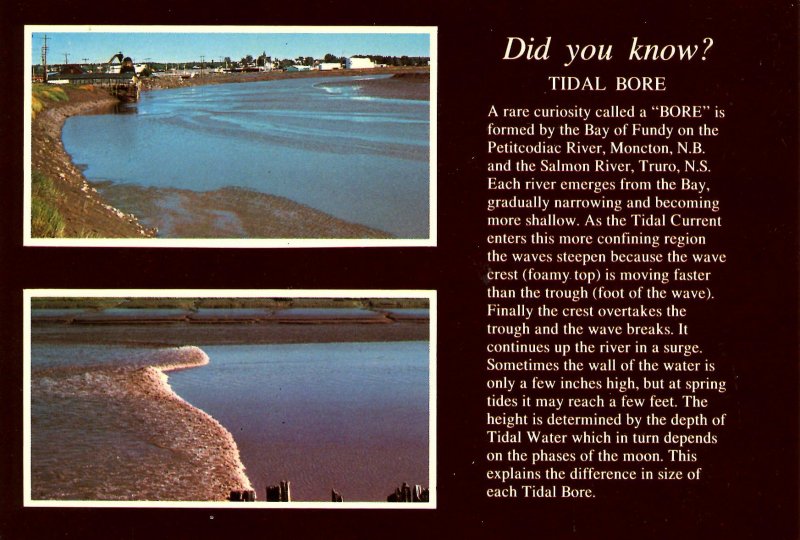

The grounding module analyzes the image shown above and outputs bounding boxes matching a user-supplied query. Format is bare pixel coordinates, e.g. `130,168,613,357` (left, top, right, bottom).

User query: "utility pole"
41,34,49,82
63,52,69,66
200,55,205,75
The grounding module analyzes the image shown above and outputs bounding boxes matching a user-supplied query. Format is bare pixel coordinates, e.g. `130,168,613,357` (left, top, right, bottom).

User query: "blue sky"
30,29,432,64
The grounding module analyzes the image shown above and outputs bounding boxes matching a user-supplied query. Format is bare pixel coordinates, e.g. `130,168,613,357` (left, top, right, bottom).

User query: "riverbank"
316,72,431,100
95,184,391,239
31,86,155,238
31,346,252,501
31,67,429,239
142,66,429,96
30,299,430,343
31,316,430,346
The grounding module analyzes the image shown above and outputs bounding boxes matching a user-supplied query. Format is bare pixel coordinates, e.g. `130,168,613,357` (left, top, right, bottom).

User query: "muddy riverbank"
316,72,431,100
141,66,429,93
31,87,155,238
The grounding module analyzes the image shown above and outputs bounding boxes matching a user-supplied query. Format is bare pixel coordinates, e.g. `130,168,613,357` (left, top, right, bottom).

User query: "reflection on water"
62,76,430,238
112,103,138,115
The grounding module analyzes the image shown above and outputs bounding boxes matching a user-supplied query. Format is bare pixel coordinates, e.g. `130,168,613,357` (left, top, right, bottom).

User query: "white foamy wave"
32,346,211,400
150,345,210,370
31,344,251,500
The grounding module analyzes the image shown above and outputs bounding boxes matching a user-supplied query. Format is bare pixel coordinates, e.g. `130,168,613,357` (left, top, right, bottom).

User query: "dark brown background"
1,1,797,538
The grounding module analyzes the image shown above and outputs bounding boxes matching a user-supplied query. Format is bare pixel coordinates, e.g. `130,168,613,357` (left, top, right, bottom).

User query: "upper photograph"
24,26,437,247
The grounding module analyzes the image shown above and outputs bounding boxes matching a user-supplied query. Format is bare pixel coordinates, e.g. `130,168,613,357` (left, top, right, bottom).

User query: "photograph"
24,290,435,508
25,26,436,247
2,0,796,537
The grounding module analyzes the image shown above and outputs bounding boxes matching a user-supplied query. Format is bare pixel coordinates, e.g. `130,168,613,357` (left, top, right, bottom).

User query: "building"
46,61,141,102
285,65,312,72
346,57,375,69
317,62,342,71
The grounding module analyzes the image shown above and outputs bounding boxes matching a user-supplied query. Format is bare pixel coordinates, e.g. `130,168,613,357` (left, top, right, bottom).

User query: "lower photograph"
23,289,435,509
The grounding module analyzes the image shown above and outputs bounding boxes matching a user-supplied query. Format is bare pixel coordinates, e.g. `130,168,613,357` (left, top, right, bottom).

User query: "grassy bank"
30,84,155,238
30,86,69,237
31,84,69,118
31,171,66,237
31,297,431,310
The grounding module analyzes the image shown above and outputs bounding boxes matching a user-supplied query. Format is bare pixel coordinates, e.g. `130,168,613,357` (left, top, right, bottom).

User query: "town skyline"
29,28,433,65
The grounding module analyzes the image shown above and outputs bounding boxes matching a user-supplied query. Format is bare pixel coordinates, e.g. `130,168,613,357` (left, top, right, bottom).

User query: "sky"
29,28,432,64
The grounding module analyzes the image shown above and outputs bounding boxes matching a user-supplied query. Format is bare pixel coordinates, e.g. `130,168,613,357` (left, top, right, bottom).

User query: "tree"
241,55,254,66
323,53,339,63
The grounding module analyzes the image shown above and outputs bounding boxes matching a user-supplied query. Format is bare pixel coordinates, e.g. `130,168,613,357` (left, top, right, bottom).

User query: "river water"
170,341,430,502
61,75,430,238
30,335,430,502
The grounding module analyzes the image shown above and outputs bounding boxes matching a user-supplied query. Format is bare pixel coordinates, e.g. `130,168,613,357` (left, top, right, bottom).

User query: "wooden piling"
331,489,343,502
266,480,291,502
387,482,429,502
413,485,430,502
229,489,256,502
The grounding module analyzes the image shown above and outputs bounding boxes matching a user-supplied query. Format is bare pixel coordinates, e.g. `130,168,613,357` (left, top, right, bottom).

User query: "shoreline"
316,72,430,101
141,66,429,93
31,68,429,239
154,351,253,494
31,319,430,347
31,87,156,238
30,301,431,344
95,184,392,239
31,346,252,501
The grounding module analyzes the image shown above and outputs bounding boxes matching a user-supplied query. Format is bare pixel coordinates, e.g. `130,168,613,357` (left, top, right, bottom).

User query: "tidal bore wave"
30,346,251,501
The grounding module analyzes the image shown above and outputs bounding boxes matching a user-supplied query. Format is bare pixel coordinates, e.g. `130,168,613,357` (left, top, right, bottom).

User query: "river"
62,75,430,238
29,316,431,502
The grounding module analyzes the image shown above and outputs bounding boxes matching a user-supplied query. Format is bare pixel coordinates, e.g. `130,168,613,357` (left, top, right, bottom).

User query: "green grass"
196,298,290,309
31,171,65,238
32,83,69,102
31,297,429,310
367,298,430,309
31,298,127,310
120,298,200,310
31,84,70,118
77,228,100,238
31,96,44,118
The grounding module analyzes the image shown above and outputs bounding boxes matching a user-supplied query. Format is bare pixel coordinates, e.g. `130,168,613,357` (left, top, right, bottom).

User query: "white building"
346,57,375,69
317,62,342,71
